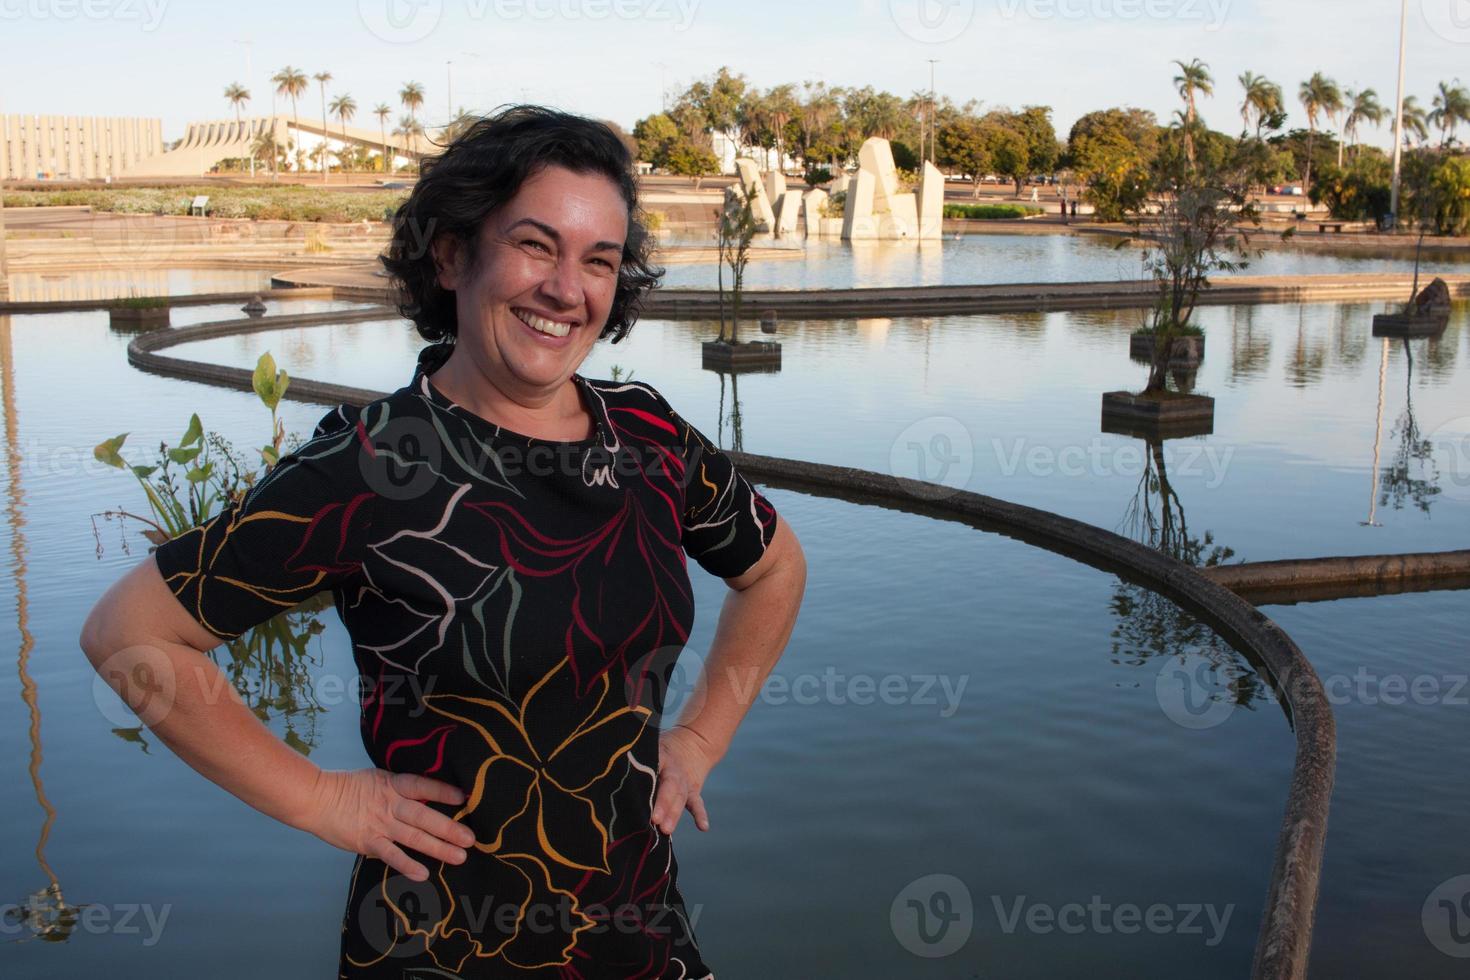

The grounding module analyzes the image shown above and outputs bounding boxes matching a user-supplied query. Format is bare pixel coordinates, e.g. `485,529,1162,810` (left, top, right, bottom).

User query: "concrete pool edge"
268,266,1470,321
124,306,1340,980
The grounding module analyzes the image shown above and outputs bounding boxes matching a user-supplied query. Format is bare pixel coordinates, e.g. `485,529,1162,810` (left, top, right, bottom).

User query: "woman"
80,105,806,978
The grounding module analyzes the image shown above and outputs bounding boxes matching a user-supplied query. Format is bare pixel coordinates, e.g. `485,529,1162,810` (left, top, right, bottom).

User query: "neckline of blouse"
415,369,611,448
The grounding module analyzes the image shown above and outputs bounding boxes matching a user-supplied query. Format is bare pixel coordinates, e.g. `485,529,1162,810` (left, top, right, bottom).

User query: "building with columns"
1,115,163,181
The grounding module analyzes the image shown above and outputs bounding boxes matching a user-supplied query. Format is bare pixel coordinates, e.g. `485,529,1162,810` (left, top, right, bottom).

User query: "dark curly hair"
381,104,662,345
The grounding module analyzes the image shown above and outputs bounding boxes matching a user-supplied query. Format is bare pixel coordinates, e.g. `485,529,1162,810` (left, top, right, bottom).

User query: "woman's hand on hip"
303,768,476,882
652,724,718,836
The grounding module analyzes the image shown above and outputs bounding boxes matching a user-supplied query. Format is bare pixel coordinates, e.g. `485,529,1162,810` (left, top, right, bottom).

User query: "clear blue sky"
2,0,1467,148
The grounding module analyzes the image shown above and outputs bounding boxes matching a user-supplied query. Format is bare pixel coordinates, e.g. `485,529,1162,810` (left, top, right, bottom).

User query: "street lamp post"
927,59,939,164
1389,0,1408,230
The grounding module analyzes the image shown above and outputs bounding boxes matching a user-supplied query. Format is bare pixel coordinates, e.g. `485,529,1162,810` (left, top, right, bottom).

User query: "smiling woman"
79,105,806,979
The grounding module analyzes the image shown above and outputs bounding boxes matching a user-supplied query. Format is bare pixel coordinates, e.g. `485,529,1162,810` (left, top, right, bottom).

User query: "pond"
657,233,1470,290
0,291,1465,978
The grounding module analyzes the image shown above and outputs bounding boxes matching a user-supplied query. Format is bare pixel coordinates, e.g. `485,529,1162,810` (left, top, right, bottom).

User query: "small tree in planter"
715,178,758,344
706,178,782,371
1105,148,1261,423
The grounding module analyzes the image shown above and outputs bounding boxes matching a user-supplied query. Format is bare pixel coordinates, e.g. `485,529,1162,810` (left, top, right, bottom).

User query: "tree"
373,103,392,173
716,179,759,344
1238,71,1284,139
314,71,333,182
1298,72,1344,200
1011,105,1058,190
1400,95,1430,147
330,94,357,174
1172,58,1214,167
1343,88,1386,162
1429,80,1470,149
393,115,424,166
399,81,426,165
937,115,993,197
1068,108,1160,220
271,66,308,173
1128,145,1260,392
224,82,250,123
224,83,252,177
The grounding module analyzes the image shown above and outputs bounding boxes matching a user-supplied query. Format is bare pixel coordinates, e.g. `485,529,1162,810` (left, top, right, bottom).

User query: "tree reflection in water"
1378,339,1441,514
1107,432,1268,712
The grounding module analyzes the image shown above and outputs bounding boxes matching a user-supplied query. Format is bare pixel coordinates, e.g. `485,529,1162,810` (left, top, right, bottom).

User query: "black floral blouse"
154,346,780,978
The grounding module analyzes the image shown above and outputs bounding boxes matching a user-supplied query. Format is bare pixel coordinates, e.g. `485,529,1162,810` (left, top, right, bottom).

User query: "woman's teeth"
515,309,572,338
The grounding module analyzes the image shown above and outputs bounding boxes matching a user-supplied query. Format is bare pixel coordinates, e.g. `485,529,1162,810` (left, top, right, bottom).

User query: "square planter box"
1129,331,1204,364
1101,390,1215,439
702,340,782,373
108,306,171,329
1371,312,1448,338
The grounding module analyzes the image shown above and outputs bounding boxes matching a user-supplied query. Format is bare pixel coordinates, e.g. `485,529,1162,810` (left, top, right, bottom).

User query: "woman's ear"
431,235,463,290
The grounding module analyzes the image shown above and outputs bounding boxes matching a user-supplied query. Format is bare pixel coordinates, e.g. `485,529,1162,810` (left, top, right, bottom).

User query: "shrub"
942,203,1044,219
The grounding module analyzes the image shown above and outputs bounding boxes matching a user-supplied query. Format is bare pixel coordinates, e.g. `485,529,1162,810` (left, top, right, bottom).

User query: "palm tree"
1238,71,1283,140
1298,72,1344,198
399,81,425,165
373,103,392,174
1343,88,1386,162
1400,95,1430,147
314,71,333,182
271,65,308,173
330,94,357,175
393,115,425,169
1172,58,1213,167
248,130,278,178
1429,80,1470,148
224,82,252,177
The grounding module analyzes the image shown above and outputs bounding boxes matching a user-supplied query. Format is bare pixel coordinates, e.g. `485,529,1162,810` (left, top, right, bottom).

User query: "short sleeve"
152,405,378,640
646,387,780,580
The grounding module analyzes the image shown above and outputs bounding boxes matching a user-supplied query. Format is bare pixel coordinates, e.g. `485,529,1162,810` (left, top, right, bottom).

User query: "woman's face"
437,164,627,397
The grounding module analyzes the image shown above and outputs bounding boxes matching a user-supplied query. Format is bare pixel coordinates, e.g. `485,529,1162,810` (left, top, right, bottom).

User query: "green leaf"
253,352,286,411
94,433,129,469
130,464,158,479
260,445,280,467
185,464,211,484
180,413,203,447
167,445,202,465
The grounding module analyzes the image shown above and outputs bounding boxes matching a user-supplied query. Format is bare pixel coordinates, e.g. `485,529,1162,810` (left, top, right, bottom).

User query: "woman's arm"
80,555,476,882
652,517,806,835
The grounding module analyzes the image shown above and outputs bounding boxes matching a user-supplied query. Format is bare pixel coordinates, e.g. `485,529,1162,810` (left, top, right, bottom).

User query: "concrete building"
2,115,162,181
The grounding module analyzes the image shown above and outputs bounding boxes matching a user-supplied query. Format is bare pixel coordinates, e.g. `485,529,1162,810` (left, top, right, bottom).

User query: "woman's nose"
540,256,584,310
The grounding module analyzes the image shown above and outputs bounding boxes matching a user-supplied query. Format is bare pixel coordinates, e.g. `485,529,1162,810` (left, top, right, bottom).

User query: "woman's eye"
591,258,616,270
522,239,550,252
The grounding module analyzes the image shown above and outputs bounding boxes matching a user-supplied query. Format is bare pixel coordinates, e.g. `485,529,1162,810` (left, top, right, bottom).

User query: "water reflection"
1380,339,1441,515
1103,425,1265,710
1228,305,1272,383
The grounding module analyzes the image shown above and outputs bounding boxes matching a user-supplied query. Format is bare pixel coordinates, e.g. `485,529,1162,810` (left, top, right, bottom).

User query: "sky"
1,0,1468,149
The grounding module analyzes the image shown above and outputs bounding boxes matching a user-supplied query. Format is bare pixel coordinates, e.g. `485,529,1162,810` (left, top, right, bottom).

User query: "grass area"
2,186,409,223
943,203,1044,220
